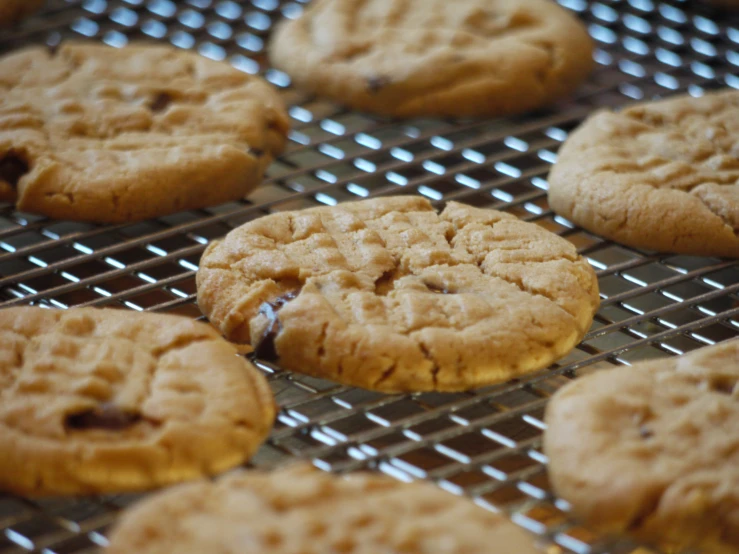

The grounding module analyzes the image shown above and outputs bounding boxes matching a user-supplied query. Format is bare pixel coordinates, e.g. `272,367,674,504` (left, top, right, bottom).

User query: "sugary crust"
0,42,289,222
548,89,739,257
544,339,739,554
107,464,543,554
197,196,600,392
0,307,276,496
268,0,593,117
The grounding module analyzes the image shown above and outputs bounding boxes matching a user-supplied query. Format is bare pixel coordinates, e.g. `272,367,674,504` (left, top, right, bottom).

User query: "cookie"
197,196,599,392
0,306,276,496
548,89,739,258
544,339,739,554
0,0,43,26
0,42,289,223
107,463,544,554
268,0,593,118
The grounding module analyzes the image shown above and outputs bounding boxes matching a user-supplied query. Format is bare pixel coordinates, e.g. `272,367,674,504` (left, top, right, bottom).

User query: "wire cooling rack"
1,0,738,553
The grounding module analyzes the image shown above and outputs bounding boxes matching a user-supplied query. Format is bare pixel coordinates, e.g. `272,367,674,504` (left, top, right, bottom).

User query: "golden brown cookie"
544,339,739,554
197,196,600,392
0,306,276,496
0,42,289,223
268,0,593,118
107,463,544,554
0,0,43,27
548,89,739,257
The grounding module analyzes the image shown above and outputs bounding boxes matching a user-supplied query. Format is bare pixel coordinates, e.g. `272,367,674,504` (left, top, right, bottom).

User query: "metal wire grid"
0,0,738,553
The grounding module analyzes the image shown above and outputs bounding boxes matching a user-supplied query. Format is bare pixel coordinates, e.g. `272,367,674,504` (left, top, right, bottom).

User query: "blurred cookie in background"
107,463,545,554
269,0,594,118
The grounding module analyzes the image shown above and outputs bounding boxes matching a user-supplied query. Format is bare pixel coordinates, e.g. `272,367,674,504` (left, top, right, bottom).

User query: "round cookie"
544,339,739,554
197,196,600,393
0,0,43,26
107,463,544,554
268,0,593,118
548,89,739,258
0,42,289,223
0,306,276,496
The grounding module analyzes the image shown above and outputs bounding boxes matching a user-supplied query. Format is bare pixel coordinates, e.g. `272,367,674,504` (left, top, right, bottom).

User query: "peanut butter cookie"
197,196,600,392
544,339,739,554
107,463,544,554
0,307,275,496
548,89,739,257
0,42,289,222
269,0,593,117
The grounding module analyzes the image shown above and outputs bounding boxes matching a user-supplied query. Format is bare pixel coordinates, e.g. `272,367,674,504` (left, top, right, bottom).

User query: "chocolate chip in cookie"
66,403,143,431
253,289,301,363
0,152,29,189
148,92,173,113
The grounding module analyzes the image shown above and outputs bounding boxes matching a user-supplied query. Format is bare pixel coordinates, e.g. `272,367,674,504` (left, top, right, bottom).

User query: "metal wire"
1,0,738,552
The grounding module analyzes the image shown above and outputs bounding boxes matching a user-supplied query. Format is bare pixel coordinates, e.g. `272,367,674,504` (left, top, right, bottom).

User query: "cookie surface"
544,339,739,554
0,42,289,222
0,0,43,26
0,307,275,496
548,90,739,257
269,0,593,118
197,196,599,392
107,463,543,554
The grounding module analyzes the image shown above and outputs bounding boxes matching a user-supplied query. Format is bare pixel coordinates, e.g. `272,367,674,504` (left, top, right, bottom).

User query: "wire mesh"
1,0,738,552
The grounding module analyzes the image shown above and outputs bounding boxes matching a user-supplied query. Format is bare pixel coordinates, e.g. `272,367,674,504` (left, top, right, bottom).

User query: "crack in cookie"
197,196,600,392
